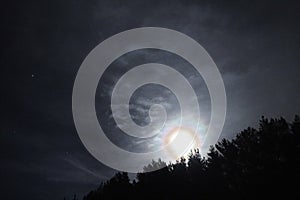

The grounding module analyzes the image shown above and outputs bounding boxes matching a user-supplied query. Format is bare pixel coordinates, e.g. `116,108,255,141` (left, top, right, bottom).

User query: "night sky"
1,0,300,199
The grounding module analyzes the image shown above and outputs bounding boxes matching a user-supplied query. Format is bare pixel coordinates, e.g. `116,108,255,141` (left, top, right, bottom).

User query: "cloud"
2,0,299,199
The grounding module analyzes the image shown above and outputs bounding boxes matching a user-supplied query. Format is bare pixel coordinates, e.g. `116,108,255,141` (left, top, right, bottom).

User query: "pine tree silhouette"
82,116,300,200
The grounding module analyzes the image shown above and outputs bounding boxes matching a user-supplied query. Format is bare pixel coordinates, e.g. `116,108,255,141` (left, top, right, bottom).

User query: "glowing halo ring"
163,126,201,160
72,27,227,173
111,63,200,156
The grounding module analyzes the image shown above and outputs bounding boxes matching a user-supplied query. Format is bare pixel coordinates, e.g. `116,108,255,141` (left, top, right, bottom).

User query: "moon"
163,126,201,160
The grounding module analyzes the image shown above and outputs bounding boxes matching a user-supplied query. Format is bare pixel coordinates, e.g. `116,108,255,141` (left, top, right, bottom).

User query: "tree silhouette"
82,116,300,200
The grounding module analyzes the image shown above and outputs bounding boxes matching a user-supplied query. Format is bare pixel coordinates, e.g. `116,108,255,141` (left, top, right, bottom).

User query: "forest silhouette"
74,116,300,200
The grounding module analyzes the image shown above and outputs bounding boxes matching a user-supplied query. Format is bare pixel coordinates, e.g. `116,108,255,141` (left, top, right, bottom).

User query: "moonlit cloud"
2,0,299,199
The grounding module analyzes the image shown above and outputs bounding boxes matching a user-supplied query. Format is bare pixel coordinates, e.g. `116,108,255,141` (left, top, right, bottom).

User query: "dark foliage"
82,116,300,200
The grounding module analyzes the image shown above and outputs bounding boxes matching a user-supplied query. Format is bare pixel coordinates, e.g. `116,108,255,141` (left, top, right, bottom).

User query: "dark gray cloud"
1,0,299,199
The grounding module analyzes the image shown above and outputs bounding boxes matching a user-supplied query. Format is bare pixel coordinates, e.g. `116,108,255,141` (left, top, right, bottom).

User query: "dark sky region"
1,0,300,199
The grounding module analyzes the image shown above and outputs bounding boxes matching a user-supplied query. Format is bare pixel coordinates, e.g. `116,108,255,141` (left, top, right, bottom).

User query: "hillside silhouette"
79,116,300,200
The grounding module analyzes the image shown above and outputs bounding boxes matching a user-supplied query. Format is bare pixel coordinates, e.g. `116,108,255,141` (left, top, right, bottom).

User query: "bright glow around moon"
163,127,200,160
156,116,207,162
